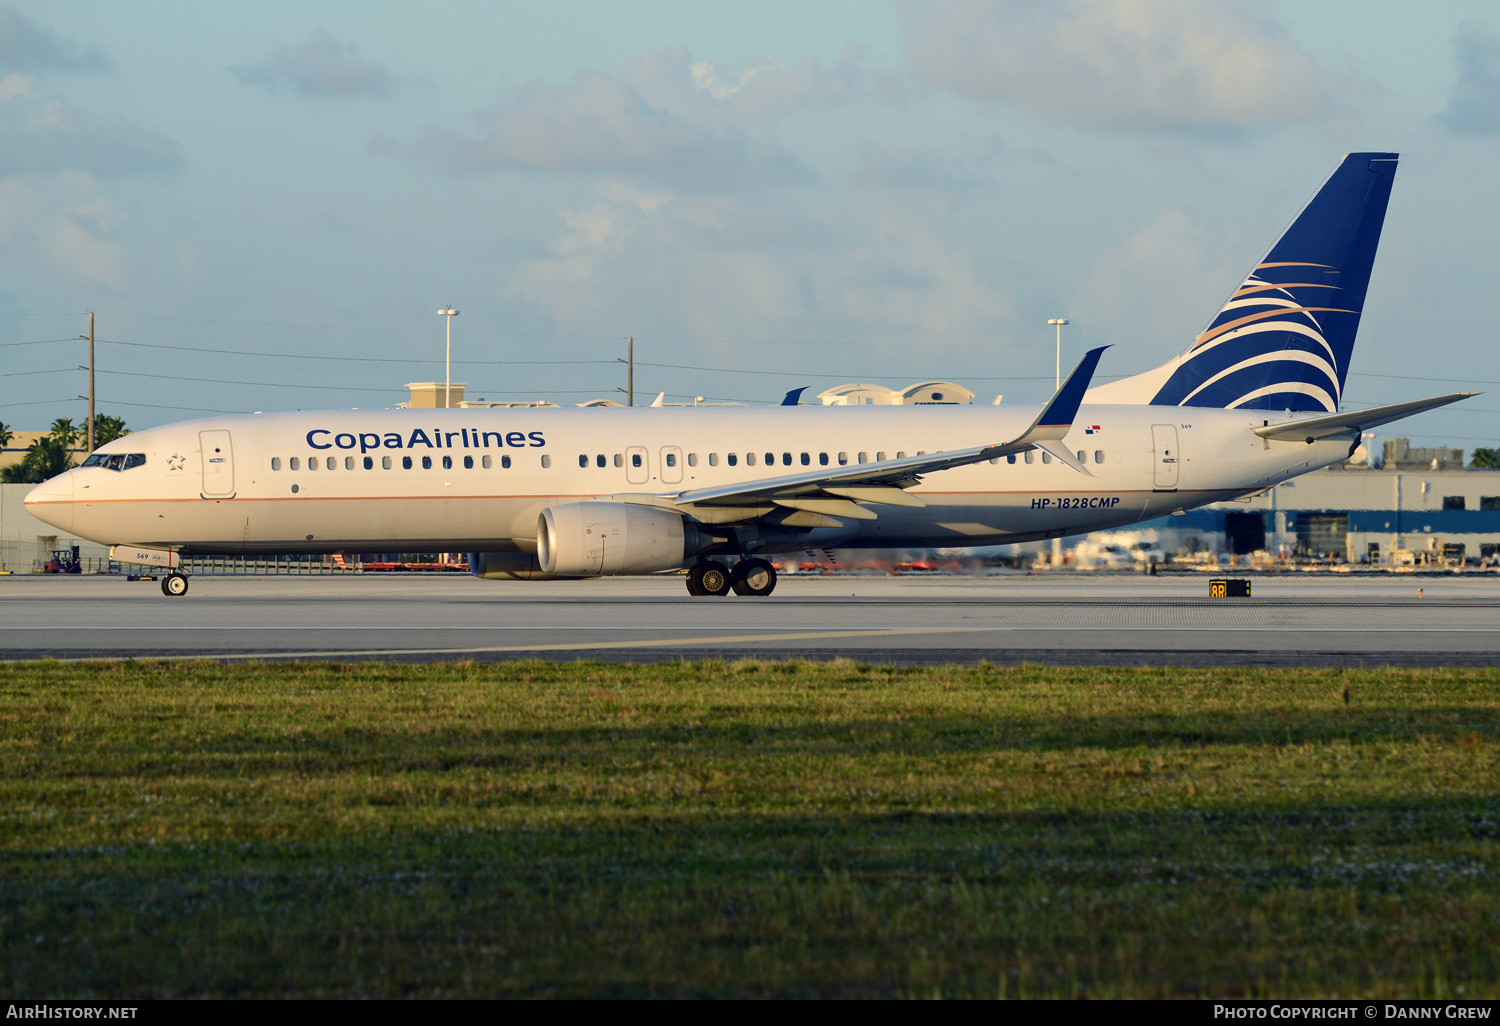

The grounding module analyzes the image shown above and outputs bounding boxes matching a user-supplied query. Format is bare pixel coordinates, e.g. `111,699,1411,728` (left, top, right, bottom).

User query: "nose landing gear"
161,572,189,597
685,558,776,598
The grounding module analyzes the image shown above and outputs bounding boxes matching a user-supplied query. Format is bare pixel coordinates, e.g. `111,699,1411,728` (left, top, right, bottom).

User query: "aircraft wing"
1253,393,1477,441
670,347,1107,517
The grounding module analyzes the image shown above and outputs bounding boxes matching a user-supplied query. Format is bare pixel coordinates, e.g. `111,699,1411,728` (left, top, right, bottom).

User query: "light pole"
1048,318,1069,389
438,307,459,408
1047,318,1069,568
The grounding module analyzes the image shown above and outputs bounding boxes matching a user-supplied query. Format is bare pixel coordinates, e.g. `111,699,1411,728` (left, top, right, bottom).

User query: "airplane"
24,152,1474,599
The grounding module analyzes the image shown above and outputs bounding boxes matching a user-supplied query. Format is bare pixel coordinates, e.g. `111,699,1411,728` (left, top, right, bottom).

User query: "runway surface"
3,570,1499,667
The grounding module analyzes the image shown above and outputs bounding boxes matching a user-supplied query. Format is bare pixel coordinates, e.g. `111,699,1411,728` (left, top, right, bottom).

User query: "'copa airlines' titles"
306,428,547,453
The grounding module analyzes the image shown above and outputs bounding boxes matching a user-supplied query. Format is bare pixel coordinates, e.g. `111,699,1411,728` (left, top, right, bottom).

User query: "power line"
99,339,612,365
0,368,73,378
0,338,80,348
98,369,408,392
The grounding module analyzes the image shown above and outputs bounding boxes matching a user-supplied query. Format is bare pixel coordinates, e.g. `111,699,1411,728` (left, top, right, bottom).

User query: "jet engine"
537,502,700,577
468,551,576,581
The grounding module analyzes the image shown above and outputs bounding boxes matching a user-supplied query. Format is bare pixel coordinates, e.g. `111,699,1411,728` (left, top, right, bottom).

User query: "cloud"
1436,24,1500,135
394,47,869,188
848,140,997,192
900,0,1341,134
1067,207,1245,366
0,6,107,73
504,183,1008,347
0,75,184,178
50,197,123,287
235,28,394,98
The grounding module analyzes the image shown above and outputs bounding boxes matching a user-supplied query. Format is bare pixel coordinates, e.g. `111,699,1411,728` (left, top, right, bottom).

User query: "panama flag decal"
1084,425,1102,435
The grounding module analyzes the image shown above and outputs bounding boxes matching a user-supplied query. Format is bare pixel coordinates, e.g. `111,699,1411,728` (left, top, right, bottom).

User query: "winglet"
781,387,808,407
1023,346,1108,441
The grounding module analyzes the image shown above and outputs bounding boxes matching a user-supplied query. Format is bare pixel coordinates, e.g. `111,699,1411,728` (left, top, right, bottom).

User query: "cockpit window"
81,453,145,471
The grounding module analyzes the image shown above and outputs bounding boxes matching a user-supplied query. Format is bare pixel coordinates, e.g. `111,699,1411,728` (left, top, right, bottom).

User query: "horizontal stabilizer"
1253,393,1476,441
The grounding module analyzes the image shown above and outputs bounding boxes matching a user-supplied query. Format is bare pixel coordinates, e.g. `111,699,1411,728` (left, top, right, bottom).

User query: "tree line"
0,415,131,484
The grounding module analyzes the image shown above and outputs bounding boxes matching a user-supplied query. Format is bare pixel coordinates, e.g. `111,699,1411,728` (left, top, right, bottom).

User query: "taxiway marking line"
12,626,981,663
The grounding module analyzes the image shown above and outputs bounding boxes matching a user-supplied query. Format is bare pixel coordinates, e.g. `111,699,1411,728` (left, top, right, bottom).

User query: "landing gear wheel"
730,558,776,597
161,572,189,597
698,562,732,597
685,565,706,596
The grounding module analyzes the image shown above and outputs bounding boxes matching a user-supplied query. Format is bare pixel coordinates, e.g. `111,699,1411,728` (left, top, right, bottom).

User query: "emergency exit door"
1151,424,1179,490
199,430,235,498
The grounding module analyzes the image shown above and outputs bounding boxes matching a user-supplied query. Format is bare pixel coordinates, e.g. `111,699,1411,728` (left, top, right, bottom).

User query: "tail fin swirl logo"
1138,153,1398,414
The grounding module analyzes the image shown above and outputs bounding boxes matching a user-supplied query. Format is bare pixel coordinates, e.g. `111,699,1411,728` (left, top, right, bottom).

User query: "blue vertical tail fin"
1086,152,1398,412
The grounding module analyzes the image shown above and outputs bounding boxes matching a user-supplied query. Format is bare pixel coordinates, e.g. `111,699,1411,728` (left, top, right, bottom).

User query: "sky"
1,0,1498,452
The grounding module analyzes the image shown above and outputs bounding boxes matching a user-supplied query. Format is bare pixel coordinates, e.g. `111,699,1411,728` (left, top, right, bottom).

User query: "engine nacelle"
537,502,698,577
468,551,576,581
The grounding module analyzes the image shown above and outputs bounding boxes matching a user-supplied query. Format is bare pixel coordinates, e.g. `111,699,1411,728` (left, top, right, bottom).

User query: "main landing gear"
161,572,189,597
685,558,776,598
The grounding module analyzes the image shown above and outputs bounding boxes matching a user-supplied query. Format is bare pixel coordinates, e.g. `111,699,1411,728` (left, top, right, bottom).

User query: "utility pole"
81,312,95,453
616,336,634,406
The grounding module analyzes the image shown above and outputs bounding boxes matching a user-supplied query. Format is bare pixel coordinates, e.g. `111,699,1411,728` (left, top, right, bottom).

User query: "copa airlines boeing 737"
24,152,1474,598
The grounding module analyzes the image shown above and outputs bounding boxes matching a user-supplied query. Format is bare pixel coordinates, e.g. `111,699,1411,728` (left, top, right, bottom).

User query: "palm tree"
1,436,77,484
0,420,13,449
49,418,80,447
90,413,130,448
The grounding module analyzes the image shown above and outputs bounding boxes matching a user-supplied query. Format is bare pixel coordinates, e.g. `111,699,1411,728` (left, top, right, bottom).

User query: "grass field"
1,659,1497,998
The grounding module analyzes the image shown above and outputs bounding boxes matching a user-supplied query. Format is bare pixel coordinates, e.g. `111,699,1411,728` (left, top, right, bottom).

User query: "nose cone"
24,472,74,534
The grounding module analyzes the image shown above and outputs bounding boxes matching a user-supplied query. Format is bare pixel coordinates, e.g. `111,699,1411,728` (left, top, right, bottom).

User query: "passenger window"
402,456,412,470
464,455,474,469
442,455,452,470
1024,451,1033,464
289,457,300,471
271,457,282,471
897,451,907,459
708,453,719,467
1042,452,1052,465
746,453,756,466
578,454,588,468
837,452,848,465
541,455,551,468
876,451,887,461
482,455,492,469
309,456,320,471
666,453,677,468
422,455,432,470
613,454,623,467
502,455,512,469
363,456,373,470
727,453,737,466
345,456,355,470
382,455,392,469
1095,450,1104,464
596,454,606,468
818,453,829,466
783,453,793,466
1007,454,1016,465
989,458,999,465
800,453,810,466
766,453,775,466
858,453,868,464
632,453,642,468
326,457,335,473
1077,451,1085,464
687,453,698,467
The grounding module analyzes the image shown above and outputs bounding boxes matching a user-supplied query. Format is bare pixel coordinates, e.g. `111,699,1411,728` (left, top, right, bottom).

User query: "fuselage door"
199,429,235,498
659,445,683,484
625,445,648,486
1151,423,1179,491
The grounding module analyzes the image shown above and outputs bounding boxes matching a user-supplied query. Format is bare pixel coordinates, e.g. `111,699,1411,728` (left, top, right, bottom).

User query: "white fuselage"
25,403,1352,558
